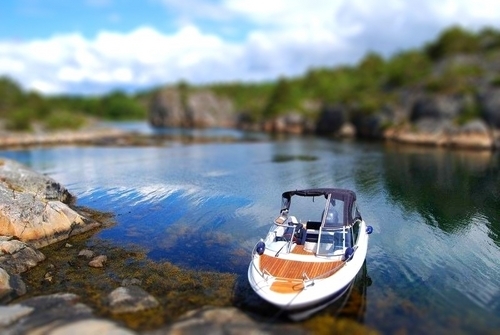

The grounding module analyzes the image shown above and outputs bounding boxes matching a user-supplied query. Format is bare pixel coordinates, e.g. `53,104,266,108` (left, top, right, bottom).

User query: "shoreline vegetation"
2,25,500,152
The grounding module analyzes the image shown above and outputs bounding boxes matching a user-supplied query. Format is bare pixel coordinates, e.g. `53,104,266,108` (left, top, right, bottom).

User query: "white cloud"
1,0,500,95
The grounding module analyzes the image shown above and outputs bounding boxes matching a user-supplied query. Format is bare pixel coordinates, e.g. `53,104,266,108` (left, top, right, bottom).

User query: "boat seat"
305,221,321,243
293,223,307,245
306,221,322,230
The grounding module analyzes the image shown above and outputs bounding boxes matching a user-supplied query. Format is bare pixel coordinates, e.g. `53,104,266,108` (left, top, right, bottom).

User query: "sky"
1,0,500,96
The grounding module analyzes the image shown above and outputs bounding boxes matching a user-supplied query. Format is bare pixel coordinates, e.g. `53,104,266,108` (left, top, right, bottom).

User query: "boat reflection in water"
287,261,371,322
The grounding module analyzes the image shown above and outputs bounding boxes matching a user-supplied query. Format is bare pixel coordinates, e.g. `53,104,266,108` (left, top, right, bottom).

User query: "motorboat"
247,188,373,317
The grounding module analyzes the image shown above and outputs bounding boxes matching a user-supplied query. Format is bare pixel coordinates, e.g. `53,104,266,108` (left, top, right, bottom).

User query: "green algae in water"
17,210,237,331
20,234,237,330
272,154,318,163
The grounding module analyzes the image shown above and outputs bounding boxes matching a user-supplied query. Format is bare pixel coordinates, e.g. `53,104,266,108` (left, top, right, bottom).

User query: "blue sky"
1,0,500,95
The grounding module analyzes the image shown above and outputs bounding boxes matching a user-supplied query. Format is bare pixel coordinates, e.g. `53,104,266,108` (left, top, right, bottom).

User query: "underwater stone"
108,286,159,314
88,255,107,268
78,249,95,259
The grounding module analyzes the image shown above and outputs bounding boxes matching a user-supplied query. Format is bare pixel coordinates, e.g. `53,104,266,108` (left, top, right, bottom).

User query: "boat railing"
250,250,271,281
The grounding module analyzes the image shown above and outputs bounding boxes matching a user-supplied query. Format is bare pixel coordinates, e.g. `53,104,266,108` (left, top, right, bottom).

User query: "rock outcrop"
0,293,135,335
385,118,494,149
149,88,236,128
146,306,308,335
0,159,100,248
107,286,159,314
478,88,500,128
0,237,45,274
0,266,26,304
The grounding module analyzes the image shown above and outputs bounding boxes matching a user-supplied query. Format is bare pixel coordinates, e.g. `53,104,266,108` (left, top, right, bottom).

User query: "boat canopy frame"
280,188,361,227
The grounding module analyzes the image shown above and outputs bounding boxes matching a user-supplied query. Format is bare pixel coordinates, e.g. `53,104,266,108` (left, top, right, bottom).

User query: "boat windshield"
317,227,352,256
322,197,345,228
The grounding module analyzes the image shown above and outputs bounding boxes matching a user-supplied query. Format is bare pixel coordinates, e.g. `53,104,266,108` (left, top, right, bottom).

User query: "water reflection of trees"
382,145,500,244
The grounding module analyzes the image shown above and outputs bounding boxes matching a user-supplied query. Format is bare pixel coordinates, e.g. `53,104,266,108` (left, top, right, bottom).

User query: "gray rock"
0,305,34,327
186,90,235,128
148,88,236,128
0,158,72,203
415,118,453,134
0,241,45,274
446,119,494,149
149,88,185,128
410,94,462,121
0,158,101,248
0,267,27,303
352,113,388,138
78,249,95,259
315,104,348,135
262,112,308,134
478,88,500,128
0,239,26,255
0,293,135,335
88,255,107,268
48,319,136,335
108,285,159,314
145,306,308,335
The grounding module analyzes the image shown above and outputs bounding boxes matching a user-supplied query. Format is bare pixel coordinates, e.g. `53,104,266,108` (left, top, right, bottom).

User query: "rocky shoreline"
0,158,331,335
1,116,499,151
0,128,130,148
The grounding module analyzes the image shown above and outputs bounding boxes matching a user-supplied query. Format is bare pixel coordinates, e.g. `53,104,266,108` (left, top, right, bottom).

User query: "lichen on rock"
0,158,101,248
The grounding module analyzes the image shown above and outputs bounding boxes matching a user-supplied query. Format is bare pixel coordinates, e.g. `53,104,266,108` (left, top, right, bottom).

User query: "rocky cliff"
147,53,500,150
149,88,236,128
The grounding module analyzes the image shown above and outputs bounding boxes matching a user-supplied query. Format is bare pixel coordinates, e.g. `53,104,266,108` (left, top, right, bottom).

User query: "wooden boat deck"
290,244,313,255
259,252,344,280
270,279,304,293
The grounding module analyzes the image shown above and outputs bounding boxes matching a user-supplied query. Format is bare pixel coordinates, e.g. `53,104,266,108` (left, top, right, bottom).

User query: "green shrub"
385,50,432,87
5,108,34,131
0,76,23,116
425,64,481,94
491,76,500,87
43,110,87,130
99,90,147,120
426,25,481,60
456,99,481,125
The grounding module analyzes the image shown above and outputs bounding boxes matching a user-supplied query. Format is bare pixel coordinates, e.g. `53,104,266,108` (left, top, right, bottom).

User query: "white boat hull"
248,220,370,312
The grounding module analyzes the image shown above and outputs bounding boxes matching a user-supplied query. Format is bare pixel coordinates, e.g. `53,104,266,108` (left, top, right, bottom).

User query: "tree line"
1,25,500,132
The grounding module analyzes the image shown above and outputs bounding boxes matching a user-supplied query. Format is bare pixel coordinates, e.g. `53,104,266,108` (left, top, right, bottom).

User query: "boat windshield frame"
280,188,361,227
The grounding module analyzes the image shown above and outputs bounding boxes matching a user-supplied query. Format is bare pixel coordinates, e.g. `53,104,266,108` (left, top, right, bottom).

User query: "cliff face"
148,85,500,149
147,53,500,149
149,88,236,128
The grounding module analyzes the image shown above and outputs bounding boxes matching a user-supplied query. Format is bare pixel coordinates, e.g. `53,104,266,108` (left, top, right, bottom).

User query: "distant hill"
2,25,500,149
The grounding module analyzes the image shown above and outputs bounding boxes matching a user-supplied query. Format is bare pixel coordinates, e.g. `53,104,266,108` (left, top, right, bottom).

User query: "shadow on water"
232,261,374,333
382,145,500,244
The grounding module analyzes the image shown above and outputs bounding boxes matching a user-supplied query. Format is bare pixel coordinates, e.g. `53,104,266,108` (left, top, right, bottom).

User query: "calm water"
2,124,500,334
